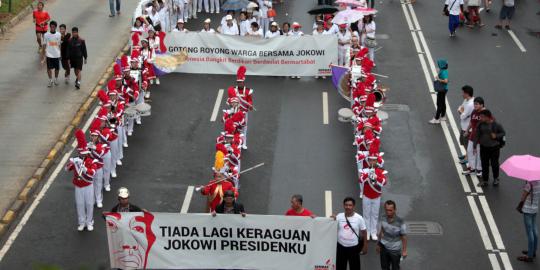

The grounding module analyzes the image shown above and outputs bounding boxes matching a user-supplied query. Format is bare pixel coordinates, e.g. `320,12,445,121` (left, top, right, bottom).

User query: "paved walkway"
0,0,139,215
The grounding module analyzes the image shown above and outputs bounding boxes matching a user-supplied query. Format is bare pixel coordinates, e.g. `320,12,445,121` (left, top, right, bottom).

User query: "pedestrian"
246,22,264,38
443,0,464,37
146,3,163,32
258,0,273,36
377,200,408,270
429,59,449,124
201,18,216,33
474,109,506,187
484,0,493,12
157,0,170,32
463,97,485,177
495,0,515,30
517,181,539,262
110,187,144,212
59,24,71,84
213,190,246,216
66,27,88,90
221,15,239,35
465,0,485,28
173,19,189,32
221,10,237,28
457,85,475,163
265,21,280,38
362,15,376,65
108,0,121,17
290,22,304,36
207,0,220,13
337,24,352,67
285,194,316,217
239,12,251,36
33,1,51,52
280,22,291,36
333,197,368,270
42,21,61,87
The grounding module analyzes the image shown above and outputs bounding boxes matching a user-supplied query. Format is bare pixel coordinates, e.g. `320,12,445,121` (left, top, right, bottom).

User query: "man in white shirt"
265,21,280,39
221,11,237,28
201,18,215,33
457,85,474,161
337,24,352,66
238,12,251,36
221,15,239,35
42,20,62,87
333,197,368,270
444,0,464,37
246,22,264,38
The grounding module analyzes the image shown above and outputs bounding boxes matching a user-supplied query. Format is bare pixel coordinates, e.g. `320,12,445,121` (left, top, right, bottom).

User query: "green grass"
0,0,37,25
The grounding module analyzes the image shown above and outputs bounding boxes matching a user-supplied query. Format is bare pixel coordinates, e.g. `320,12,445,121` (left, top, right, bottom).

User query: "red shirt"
33,10,50,32
285,208,313,217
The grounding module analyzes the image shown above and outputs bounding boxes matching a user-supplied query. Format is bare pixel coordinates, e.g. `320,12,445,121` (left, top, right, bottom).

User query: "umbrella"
332,9,364,24
501,155,540,181
354,7,378,15
246,1,258,9
222,0,251,11
335,0,365,7
308,5,339,15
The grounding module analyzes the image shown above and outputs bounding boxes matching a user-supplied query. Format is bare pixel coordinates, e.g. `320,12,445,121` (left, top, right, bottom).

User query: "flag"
331,65,351,101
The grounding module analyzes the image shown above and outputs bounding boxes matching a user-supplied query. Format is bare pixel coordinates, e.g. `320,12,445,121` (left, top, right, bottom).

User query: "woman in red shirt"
33,2,51,51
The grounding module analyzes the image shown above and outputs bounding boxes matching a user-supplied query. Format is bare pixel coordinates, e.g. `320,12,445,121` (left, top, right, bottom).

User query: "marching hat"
97,107,109,121
118,187,130,199
97,89,110,106
75,129,90,155
339,24,347,28
130,50,140,62
364,93,376,113
224,120,235,137
236,65,247,82
355,47,369,60
113,63,122,80
121,55,129,72
89,119,102,136
368,140,380,159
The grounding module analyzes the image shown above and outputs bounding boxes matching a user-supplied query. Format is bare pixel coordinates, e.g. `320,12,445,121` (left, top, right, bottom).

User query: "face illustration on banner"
106,212,156,269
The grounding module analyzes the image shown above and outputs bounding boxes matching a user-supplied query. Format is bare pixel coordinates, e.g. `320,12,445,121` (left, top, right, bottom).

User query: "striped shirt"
523,182,540,214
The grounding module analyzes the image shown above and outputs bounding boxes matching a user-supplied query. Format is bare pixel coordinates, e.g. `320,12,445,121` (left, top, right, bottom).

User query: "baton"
195,162,265,192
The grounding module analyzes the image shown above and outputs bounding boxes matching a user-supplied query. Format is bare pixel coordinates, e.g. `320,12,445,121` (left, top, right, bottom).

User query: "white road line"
499,252,513,270
322,92,329,125
479,7,485,12
507,30,527,52
479,196,505,250
0,106,100,262
467,196,494,251
488,253,502,270
180,186,195,213
324,190,332,218
210,89,224,122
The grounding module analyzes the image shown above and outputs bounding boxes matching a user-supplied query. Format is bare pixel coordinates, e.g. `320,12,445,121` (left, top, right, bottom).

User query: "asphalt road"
0,0,539,269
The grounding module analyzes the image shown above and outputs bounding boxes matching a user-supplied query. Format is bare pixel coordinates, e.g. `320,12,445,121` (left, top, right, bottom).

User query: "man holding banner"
333,197,368,270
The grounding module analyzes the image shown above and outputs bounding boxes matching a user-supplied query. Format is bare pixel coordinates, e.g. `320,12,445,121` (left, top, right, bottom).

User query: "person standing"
377,200,408,270
258,0,273,37
362,15,376,64
108,0,121,17
474,109,506,187
465,0,485,27
429,59,449,124
333,197,368,270
285,194,315,217
444,0,464,37
463,97,485,177
246,22,264,38
42,21,61,87
360,157,387,241
66,27,88,89
110,187,143,212
33,1,51,52
337,24,352,67
457,85,474,162
495,0,515,30
265,22,280,39
59,24,71,84
239,12,251,36
517,181,539,263
213,190,246,216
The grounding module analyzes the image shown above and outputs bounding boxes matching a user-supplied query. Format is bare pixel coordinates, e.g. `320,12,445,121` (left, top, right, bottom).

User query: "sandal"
517,255,534,262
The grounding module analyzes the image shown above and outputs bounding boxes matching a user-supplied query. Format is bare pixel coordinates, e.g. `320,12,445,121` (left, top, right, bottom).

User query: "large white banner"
163,32,337,76
105,212,337,270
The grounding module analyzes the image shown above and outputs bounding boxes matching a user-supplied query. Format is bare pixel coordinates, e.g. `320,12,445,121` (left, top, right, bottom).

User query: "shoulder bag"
443,0,458,16
345,215,364,252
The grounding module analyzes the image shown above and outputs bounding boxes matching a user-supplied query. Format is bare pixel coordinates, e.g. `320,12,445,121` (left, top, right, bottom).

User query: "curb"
0,5,33,36
0,43,131,238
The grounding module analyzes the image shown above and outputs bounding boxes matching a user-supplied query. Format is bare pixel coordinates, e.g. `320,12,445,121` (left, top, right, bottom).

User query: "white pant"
102,151,112,188
259,18,271,37
188,0,198,18
75,184,94,226
206,0,219,12
110,138,119,174
242,113,248,148
368,47,375,63
362,196,381,235
467,140,482,171
338,46,350,66
94,167,104,205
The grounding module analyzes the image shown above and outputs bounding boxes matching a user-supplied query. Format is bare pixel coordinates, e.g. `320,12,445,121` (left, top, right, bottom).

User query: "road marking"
488,253,501,270
479,7,485,12
210,89,224,122
467,196,494,251
324,190,332,218
180,186,195,213
479,196,505,249
322,92,329,125
0,106,100,262
507,30,527,52
500,252,513,270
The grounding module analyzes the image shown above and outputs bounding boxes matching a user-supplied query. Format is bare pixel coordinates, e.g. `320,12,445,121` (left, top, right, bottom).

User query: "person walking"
517,181,539,263
444,0,464,37
377,200,408,270
42,21,61,87
474,109,506,187
33,1,50,52
213,190,246,216
466,0,485,28
108,0,121,17
495,0,515,30
59,24,71,84
285,194,315,217
429,59,449,124
332,197,368,270
457,85,474,163
110,187,143,212
66,27,88,89
462,97,485,177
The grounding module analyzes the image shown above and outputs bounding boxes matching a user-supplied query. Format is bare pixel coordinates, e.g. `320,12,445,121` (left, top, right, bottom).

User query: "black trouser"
380,244,401,270
480,145,500,181
435,91,447,119
336,243,360,270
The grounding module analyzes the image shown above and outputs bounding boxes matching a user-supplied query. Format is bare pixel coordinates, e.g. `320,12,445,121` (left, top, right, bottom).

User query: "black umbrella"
308,5,339,15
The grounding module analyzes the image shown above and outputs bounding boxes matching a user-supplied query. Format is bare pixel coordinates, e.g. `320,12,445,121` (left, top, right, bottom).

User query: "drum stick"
195,162,265,192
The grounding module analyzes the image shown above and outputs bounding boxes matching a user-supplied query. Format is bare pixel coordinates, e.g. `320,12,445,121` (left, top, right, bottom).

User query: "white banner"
105,212,337,270
163,32,337,76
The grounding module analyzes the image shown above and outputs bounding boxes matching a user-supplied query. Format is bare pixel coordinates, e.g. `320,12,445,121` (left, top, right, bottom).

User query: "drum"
338,108,354,123
124,107,138,120
135,102,152,117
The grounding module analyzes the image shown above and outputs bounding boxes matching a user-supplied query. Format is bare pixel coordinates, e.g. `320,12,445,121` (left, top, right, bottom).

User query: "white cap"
118,187,130,198
204,18,211,23
225,14,233,20
271,21,278,27
177,19,184,24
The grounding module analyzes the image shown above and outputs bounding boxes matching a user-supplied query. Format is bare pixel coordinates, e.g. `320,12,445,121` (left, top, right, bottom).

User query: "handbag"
365,37,377,48
267,8,277,18
433,80,446,92
345,215,364,253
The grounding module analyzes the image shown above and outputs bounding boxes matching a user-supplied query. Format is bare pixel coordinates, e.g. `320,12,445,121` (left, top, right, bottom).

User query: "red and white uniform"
360,167,387,236
140,47,156,80
66,156,96,227
201,179,237,211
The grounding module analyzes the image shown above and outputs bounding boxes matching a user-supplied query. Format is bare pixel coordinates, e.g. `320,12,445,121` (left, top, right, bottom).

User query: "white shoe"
87,225,94,231
367,233,371,240
47,80,53,87
322,76,327,79
136,118,142,125
105,185,111,192
53,78,59,85
65,77,69,84
429,118,440,124
111,171,117,178
123,142,128,148
145,92,150,99
440,116,447,121
314,76,320,79
116,160,123,166
359,193,363,199
77,225,85,231
127,131,133,136
242,145,247,150
155,78,160,85
371,233,378,241
97,202,103,208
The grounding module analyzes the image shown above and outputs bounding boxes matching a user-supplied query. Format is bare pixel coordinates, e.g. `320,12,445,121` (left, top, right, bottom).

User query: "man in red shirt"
285,194,316,217
33,1,51,51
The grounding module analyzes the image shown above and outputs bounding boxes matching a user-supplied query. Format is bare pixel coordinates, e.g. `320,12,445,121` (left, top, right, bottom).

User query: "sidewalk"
0,0,139,215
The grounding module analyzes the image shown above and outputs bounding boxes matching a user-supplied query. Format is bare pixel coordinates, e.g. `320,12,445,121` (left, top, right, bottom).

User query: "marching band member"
227,66,253,149
199,172,238,212
89,119,112,193
140,39,157,93
360,149,387,240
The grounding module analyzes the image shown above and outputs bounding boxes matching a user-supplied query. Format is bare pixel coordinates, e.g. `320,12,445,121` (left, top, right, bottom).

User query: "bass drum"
135,102,152,117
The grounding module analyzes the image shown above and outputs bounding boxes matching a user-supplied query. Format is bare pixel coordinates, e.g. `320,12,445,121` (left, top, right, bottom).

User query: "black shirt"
215,201,245,214
66,37,88,60
110,203,142,213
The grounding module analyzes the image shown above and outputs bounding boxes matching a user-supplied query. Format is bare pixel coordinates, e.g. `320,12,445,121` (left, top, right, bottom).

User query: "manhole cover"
381,104,410,112
406,221,443,236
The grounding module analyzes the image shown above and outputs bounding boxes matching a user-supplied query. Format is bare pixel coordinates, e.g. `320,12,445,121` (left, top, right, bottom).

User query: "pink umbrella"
354,7,378,15
332,9,364,25
336,0,366,7
500,155,540,181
